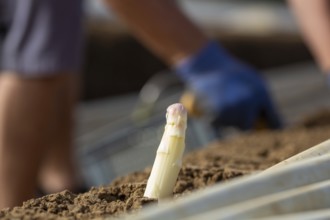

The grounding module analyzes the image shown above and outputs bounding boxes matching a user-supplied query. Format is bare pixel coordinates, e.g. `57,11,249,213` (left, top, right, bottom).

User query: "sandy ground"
1,109,330,219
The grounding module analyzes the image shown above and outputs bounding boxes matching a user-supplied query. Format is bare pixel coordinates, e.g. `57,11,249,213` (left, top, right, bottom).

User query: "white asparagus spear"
144,103,187,199
132,154,330,220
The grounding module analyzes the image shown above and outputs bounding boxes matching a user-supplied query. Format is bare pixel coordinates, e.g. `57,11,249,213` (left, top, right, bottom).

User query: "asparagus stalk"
134,155,330,220
144,103,187,199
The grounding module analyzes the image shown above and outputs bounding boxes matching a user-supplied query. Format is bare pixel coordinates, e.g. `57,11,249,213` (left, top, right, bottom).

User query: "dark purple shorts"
0,0,84,77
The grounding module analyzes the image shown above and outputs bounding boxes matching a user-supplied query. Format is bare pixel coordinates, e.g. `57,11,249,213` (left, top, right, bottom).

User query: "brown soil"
1,110,330,219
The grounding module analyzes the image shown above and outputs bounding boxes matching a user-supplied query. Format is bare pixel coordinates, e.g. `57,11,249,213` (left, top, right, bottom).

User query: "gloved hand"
175,41,282,131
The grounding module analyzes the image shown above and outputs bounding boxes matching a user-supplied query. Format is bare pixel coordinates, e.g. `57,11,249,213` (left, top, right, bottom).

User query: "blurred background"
82,0,308,100
76,0,330,187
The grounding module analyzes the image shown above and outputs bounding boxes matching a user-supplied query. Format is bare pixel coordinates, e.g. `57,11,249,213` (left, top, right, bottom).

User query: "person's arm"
288,0,330,73
104,0,207,65
105,0,282,131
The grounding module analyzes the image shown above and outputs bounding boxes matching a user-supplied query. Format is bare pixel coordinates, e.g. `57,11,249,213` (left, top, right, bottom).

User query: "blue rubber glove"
175,41,282,130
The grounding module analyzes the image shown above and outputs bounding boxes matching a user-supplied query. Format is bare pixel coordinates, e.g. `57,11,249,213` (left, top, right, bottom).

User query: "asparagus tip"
166,103,187,124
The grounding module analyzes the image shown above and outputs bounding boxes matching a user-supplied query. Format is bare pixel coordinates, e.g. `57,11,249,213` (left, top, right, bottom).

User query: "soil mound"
1,110,330,219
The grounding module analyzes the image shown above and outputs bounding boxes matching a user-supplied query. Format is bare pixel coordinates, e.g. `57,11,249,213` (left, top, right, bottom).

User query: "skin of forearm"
104,0,208,66
288,0,330,72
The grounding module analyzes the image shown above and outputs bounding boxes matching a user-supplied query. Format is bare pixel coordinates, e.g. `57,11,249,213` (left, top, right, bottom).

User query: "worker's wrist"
174,41,234,81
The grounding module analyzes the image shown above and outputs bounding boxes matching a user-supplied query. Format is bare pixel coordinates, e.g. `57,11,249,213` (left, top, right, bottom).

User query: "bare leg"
38,74,82,194
288,0,330,72
105,0,208,65
0,73,67,208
